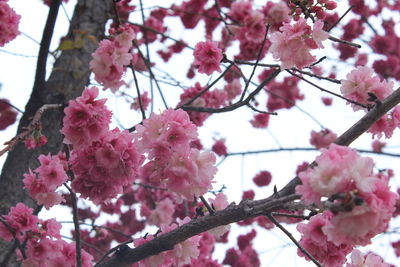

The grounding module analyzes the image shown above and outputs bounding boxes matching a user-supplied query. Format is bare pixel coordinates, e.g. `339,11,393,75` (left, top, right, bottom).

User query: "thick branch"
97,195,300,267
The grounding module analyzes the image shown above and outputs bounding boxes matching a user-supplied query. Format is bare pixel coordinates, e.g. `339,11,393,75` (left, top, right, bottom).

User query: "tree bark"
0,0,112,265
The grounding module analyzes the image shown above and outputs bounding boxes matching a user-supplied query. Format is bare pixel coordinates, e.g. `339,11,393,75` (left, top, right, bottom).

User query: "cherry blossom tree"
1,0,400,266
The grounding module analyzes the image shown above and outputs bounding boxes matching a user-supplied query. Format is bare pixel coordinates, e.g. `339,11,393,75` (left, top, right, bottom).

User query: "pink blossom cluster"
0,203,93,266
309,129,337,149
0,0,20,47
252,170,272,187
262,1,290,32
135,108,217,199
368,106,400,139
228,1,270,61
0,203,38,242
211,139,227,156
134,217,201,267
193,41,223,75
23,154,69,209
61,86,112,147
177,82,227,126
340,66,394,111
250,113,270,128
258,71,303,111
70,128,144,204
90,25,136,92
297,213,353,267
130,91,151,111
223,229,260,267
174,0,208,29
296,144,398,264
269,18,329,69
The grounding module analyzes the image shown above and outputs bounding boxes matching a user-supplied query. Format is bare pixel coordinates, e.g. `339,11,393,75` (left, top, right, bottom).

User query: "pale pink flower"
323,176,397,246
147,198,175,226
346,249,390,267
193,41,223,75
208,193,230,237
270,19,329,69
296,144,381,205
341,66,394,111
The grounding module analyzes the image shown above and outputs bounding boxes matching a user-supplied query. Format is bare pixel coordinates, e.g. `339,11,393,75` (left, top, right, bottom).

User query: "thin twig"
327,5,354,32
130,67,146,120
286,69,368,109
328,36,361,48
0,104,63,157
241,25,270,101
200,196,214,215
182,69,280,114
64,183,82,267
266,214,322,267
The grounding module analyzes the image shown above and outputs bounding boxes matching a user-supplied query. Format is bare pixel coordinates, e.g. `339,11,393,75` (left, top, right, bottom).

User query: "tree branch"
97,87,400,266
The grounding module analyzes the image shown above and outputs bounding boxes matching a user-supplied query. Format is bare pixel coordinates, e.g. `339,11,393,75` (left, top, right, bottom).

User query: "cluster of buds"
288,0,337,20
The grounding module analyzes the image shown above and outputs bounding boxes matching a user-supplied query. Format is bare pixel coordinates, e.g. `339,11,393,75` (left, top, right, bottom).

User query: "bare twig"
266,214,322,267
0,104,63,157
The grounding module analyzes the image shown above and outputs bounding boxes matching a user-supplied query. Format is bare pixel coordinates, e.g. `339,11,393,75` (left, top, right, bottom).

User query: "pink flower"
253,171,272,187
296,144,378,205
61,86,112,147
71,128,144,204
147,198,174,226
36,154,69,191
263,1,290,31
90,25,136,91
297,213,353,267
346,249,390,267
193,41,223,75
208,193,230,237
211,139,227,156
23,154,68,209
269,19,329,69
3,203,39,241
250,113,270,128
341,66,394,111
0,0,20,47
371,140,386,152
131,91,151,111
309,129,337,149
323,176,398,246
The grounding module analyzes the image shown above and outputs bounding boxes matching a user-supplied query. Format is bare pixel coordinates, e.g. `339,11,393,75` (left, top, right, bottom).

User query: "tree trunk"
0,0,112,265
